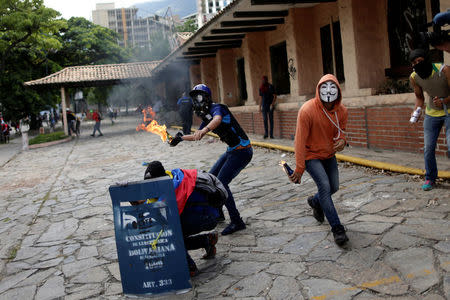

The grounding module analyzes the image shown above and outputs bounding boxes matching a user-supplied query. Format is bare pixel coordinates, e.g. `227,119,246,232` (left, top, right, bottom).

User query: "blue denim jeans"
423,114,450,182
210,147,253,223
305,156,341,228
180,208,217,266
262,107,274,137
92,121,102,135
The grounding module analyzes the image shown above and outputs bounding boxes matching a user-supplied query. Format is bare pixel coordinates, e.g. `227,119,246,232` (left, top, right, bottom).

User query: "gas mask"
413,59,433,79
192,93,211,117
319,81,339,103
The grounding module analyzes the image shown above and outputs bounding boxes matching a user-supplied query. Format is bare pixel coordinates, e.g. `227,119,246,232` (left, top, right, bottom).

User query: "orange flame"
142,106,156,122
136,106,169,142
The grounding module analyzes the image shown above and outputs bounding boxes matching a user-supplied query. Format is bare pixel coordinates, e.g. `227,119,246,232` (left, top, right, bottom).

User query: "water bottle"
409,107,422,123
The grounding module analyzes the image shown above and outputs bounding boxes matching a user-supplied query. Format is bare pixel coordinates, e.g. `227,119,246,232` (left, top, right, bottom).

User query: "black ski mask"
413,59,433,79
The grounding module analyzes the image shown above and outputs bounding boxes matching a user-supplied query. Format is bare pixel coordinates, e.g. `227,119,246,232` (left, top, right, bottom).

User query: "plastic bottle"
409,107,422,123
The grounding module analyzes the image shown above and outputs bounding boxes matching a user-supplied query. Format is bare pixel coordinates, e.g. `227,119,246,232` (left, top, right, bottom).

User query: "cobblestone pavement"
0,116,449,300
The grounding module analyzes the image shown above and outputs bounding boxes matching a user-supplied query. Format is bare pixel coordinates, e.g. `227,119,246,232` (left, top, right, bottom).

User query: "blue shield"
109,178,191,296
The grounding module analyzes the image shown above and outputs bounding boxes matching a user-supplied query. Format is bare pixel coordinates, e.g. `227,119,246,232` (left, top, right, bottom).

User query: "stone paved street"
0,116,449,300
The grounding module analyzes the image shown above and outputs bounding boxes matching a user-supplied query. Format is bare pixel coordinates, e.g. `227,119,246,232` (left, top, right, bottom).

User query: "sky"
43,0,153,21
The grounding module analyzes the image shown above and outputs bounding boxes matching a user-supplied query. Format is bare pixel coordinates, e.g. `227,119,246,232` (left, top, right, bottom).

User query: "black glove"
169,132,183,147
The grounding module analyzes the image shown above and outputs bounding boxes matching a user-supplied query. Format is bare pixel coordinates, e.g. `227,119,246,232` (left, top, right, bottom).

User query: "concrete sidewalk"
0,135,22,167
246,134,450,179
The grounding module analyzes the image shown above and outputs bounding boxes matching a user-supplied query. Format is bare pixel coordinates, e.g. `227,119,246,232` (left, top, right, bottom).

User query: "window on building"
209,8,212,13
223,1,227,6
387,0,440,73
236,58,247,103
320,21,345,82
270,41,290,95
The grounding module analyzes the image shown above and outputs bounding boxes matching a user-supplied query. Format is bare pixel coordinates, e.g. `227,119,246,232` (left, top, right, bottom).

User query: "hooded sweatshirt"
294,74,348,175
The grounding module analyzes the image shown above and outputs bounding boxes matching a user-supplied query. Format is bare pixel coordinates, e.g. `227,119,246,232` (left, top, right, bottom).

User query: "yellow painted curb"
170,126,450,179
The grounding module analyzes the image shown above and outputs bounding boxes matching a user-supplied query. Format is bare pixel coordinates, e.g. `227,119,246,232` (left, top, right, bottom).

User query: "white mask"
319,81,339,102
195,94,204,102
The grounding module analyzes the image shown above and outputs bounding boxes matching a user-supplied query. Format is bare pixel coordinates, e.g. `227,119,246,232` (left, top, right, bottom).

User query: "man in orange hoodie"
289,74,348,246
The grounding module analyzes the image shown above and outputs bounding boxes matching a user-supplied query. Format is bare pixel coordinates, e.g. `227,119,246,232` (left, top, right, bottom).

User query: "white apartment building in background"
92,3,177,49
197,0,230,28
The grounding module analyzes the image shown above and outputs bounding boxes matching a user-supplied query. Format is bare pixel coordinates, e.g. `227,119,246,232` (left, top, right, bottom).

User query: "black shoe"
203,231,219,259
90,134,95,137
332,225,349,246
221,220,246,235
263,135,268,139
270,135,274,139
188,262,199,277
307,196,324,223
99,134,103,136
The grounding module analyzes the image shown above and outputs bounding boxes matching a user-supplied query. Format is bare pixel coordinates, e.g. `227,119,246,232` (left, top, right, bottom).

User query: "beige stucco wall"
292,7,323,98
194,0,447,109
200,57,219,100
242,32,269,105
338,0,360,96
216,48,239,106
189,64,201,88
352,0,390,89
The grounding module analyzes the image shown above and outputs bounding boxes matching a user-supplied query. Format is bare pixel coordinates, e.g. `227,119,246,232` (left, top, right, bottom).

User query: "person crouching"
135,161,221,277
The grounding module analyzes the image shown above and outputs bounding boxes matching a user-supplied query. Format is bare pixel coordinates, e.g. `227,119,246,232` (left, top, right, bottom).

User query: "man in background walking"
91,110,103,137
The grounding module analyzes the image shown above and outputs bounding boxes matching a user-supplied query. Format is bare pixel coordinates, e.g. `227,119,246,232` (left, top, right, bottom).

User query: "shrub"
29,131,68,145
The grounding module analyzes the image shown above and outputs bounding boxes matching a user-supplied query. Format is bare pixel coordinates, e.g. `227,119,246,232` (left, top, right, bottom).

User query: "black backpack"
194,170,228,208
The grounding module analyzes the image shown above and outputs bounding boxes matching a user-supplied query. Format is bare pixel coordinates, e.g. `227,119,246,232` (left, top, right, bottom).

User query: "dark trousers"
68,120,76,135
92,121,102,136
180,208,217,266
210,147,253,223
262,107,274,137
180,111,193,135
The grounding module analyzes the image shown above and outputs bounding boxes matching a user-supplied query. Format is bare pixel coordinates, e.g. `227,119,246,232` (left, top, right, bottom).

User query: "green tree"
86,86,111,112
0,0,65,123
50,17,131,112
175,19,198,33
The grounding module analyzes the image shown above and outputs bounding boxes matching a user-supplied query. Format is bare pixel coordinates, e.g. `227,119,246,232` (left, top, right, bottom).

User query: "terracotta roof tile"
24,61,160,88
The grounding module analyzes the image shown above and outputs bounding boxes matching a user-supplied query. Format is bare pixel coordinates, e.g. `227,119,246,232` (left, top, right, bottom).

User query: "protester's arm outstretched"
182,115,222,141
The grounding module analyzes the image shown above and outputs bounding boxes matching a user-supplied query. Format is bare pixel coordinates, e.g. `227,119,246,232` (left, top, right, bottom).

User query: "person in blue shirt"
177,92,193,134
169,84,253,236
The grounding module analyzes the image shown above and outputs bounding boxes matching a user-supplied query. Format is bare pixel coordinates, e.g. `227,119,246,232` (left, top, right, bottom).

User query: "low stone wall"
192,93,448,156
